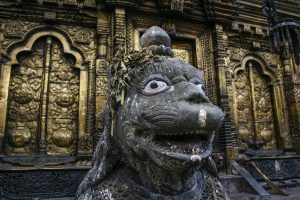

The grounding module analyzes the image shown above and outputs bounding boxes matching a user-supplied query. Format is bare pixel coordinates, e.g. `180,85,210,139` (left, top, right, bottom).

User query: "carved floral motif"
0,19,38,39
47,38,79,155
173,49,189,63
234,63,277,149
59,25,96,62
226,46,293,149
6,40,44,154
96,76,108,97
0,19,38,59
5,37,80,156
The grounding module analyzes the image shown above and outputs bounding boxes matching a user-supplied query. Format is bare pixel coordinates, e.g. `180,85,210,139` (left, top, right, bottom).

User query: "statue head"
76,26,224,198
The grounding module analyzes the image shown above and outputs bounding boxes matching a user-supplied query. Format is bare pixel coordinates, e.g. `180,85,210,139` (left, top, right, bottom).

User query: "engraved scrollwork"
60,25,96,62
0,20,38,65
1,20,38,39
228,47,246,61
258,51,281,68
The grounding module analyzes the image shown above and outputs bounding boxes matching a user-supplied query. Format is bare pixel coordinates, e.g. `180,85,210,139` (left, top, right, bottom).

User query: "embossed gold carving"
233,61,277,149
227,48,291,149
5,36,80,155
6,40,44,154
47,38,79,155
172,41,194,64
173,49,189,63
52,118,75,148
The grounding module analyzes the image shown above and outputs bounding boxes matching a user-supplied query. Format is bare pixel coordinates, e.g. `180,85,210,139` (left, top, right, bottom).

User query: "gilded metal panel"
5,39,44,155
5,37,80,156
46,37,79,155
234,61,277,149
172,40,194,65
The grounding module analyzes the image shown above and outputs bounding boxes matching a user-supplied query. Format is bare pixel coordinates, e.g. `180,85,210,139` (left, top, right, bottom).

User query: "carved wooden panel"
5,37,80,156
234,61,277,149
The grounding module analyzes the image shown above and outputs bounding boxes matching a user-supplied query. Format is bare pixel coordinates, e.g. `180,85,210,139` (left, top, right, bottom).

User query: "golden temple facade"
0,0,299,199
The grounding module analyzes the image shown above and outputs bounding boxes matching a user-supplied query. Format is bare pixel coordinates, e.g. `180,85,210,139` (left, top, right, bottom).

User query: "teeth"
155,129,210,137
191,155,202,162
192,148,201,154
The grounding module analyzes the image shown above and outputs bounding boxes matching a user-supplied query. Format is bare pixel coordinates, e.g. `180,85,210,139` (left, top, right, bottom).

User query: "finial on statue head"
140,26,174,57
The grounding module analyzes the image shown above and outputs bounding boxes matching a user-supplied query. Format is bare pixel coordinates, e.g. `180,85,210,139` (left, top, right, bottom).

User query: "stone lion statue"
76,26,228,200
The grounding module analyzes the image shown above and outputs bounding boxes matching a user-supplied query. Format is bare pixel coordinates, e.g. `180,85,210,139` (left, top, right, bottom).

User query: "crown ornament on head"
109,26,174,107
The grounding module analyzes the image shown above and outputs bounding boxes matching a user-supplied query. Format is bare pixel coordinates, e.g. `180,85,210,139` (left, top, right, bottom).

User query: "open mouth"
137,129,214,161
153,130,210,154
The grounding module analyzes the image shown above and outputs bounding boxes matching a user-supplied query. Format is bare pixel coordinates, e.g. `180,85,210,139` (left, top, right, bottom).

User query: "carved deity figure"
76,26,228,200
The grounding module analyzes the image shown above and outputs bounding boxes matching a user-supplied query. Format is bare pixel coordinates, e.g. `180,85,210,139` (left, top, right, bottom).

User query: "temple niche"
6,37,80,156
0,0,299,199
234,61,277,149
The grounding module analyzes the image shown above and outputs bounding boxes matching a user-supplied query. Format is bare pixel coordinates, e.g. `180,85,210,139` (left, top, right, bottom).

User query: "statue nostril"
185,89,210,103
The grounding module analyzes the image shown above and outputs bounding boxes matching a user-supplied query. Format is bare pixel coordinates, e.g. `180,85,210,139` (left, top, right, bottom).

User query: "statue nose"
184,84,210,104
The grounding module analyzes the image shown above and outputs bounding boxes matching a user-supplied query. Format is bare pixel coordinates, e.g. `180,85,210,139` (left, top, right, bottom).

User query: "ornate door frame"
0,27,88,156
232,54,288,149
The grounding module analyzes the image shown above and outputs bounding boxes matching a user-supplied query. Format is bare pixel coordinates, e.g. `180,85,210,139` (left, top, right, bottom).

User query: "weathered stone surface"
76,26,228,200
140,26,171,48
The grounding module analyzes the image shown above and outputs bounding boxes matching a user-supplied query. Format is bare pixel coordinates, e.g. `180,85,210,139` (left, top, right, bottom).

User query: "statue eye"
143,80,169,95
197,83,206,92
192,81,205,92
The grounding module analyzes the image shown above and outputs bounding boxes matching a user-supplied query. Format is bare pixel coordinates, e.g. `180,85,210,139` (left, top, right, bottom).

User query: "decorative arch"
0,26,89,156
5,26,86,69
233,53,277,84
231,53,288,150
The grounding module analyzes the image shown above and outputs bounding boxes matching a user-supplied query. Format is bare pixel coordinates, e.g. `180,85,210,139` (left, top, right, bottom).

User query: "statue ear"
76,102,121,199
